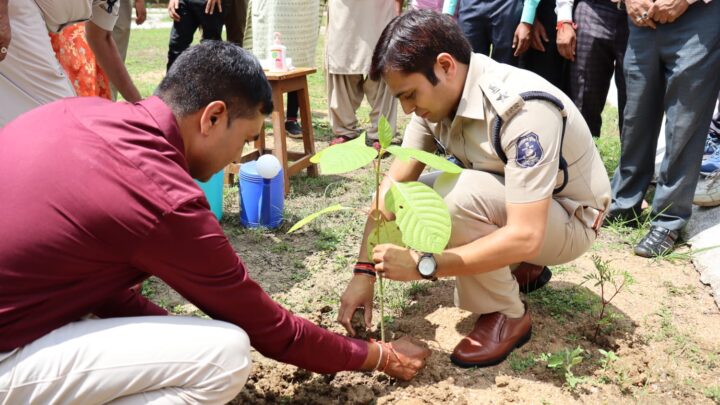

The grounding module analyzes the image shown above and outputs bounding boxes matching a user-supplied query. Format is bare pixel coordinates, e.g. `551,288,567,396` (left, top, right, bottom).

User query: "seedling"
538,346,586,390
288,116,461,340
582,256,634,341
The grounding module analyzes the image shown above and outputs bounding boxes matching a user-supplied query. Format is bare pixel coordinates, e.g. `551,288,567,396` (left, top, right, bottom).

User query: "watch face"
418,256,435,276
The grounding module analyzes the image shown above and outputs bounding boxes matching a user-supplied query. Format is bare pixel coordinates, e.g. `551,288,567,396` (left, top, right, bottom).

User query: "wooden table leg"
270,87,290,195
298,78,318,177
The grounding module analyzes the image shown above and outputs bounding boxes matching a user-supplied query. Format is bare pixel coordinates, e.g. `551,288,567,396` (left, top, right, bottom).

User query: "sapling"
582,256,634,340
288,116,461,340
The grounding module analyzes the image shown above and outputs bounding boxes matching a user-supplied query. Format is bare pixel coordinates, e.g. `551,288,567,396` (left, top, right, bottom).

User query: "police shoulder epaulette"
478,75,525,122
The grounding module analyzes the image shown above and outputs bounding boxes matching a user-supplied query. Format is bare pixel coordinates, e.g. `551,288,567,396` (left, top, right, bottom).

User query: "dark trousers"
519,0,570,93
569,0,628,137
167,0,225,70
610,0,720,231
458,0,523,66
711,92,720,136
224,0,248,45
286,92,299,120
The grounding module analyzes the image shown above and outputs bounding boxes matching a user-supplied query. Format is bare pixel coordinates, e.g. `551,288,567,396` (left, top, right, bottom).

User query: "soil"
147,140,720,405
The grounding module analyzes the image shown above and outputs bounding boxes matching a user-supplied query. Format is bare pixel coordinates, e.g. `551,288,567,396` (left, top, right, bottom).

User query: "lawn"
124,26,719,405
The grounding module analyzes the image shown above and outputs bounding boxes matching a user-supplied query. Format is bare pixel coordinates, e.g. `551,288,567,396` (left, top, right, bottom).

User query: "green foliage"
386,146,463,174
508,352,537,372
598,349,619,370
366,220,405,261
378,116,393,149
310,133,378,174
287,204,350,233
538,347,586,390
384,181,452,253
527,285,594,323
705,385,720,403
582,256,634,340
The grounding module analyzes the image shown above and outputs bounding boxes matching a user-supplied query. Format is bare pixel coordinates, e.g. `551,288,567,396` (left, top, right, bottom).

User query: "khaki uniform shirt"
403,53,611,230
326,0,396,75
36,0,120,33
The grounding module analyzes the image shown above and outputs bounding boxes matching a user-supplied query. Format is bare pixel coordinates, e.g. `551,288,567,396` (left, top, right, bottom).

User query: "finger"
645,18,656,29
647,4,657,20
217,1,222,13
364,301,373,328
205,1,211,14
541,27,549,42
338,308,356,336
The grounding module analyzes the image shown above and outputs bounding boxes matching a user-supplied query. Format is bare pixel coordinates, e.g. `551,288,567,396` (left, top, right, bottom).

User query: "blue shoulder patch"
515,132,544,168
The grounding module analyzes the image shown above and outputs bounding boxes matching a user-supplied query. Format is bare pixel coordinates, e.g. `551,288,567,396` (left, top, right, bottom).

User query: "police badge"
515,132,543,168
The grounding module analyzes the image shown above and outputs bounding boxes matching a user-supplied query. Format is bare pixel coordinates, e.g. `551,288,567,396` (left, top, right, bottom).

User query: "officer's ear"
436,53,457,80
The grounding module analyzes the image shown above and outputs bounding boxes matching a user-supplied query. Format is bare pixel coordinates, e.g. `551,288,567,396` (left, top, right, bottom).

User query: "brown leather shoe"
450,306,532,368
512,262,552,294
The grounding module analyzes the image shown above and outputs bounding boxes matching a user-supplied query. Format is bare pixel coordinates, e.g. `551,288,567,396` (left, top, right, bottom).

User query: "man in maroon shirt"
0,41,429,403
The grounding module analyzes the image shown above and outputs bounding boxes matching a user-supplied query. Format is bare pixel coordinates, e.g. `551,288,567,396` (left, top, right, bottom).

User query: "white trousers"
0,0,76,127
0,316,252,405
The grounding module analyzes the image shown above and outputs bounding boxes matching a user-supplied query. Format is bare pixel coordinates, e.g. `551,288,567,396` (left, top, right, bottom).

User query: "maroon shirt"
0,97,367,373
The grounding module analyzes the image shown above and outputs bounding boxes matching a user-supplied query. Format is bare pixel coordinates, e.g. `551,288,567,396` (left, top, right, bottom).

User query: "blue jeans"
610,0,720,231
458,0,523,65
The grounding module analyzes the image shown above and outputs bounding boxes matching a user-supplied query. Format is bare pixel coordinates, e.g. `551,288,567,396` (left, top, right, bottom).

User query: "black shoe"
634,226,679,258
284,120,303,139
603,208,642,228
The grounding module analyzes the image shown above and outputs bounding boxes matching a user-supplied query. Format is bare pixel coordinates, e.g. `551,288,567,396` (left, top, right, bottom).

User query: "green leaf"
384,181,451,253
311,133,378,174
386,146,462,174
287,204,350,233
365,220,406,262
378,115,393,150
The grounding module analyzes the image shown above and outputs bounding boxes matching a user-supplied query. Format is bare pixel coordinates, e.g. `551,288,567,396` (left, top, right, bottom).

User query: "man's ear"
436,52,457,79
199,101,229,136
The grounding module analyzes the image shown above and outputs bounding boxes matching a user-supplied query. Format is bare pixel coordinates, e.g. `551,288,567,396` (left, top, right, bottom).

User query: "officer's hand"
512,22,532,57
338,275,375,336
556,23,576,62
648,0,688,24
373,244,423,282
530,19,549,52
135,0,147,25
205,0,222,15
0,7,11,63
626,0,657,28
380,336,431,381
168,0,181,21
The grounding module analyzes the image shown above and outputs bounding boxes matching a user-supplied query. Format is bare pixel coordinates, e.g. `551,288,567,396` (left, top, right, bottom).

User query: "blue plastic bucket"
239,161,284,228
195,169,224,220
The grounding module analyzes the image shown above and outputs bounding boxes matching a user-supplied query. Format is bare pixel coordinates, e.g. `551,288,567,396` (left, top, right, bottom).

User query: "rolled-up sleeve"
130,198,368,374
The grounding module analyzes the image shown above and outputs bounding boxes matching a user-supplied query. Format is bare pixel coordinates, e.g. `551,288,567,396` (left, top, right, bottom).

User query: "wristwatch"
417,253,438,281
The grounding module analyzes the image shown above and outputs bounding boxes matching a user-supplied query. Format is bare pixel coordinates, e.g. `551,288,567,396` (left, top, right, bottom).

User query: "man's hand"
382,336,432,381
530,18,549,52
626,0,657,28
372,244,423,282
168,0,181,21
648,0,689,24
205,0,222,14
513,22,533,57
0,2,10,63
557,23,576,61
338,275,375,336
135,0,147,25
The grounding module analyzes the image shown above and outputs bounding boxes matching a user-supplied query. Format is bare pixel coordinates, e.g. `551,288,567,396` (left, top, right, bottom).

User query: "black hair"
156,41,273,123
370,10,472,85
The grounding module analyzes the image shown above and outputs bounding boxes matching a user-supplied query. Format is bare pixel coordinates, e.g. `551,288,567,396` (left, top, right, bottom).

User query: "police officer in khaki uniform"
338,10,610,367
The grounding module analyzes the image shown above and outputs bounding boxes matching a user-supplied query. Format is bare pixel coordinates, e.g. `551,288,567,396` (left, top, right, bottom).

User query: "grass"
527,285,595,323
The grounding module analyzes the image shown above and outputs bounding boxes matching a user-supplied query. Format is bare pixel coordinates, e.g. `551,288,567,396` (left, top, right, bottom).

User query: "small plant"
538,347,586,390
582,256,634,340
288,116,461,340
508,352,536,373
704,385,720,404
597,349,618,370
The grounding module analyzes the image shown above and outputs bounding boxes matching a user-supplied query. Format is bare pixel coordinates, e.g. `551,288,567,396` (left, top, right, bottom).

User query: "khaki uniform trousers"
0,0,76,127
111,0,133,100
0,316,251,405
326,73,397,140
426,169,597,318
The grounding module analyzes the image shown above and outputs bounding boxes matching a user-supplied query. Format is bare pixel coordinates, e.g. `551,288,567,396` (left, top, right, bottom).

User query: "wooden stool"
235,67,319,195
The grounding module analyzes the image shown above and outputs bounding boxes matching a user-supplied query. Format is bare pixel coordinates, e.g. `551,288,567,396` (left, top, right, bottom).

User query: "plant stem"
374,153,385,342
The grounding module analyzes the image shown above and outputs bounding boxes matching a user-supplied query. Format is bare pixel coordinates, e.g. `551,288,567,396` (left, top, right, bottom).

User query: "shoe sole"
449,327,533,368
518,267,552,294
